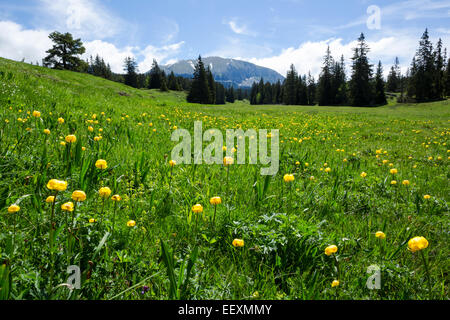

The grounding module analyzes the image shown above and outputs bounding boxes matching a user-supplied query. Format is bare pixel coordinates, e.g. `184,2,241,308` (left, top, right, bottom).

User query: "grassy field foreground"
0,57,449,300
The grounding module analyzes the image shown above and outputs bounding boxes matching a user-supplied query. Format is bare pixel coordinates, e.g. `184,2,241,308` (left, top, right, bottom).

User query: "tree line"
39,29,450,106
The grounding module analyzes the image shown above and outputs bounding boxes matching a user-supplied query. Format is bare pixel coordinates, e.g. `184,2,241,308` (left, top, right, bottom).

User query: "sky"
0,0,449,78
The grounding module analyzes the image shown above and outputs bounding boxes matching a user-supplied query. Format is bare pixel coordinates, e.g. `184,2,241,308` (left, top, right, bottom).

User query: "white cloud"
38,0,121,39
83,40,137,73
0,20,51,63
225,18,257,36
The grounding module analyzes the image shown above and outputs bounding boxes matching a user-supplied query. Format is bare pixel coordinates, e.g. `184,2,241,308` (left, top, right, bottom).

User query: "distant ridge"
157,56,285,88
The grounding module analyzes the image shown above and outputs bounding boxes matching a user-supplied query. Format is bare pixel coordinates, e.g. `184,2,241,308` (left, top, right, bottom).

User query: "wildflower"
223,156,234,166
127,220,136,227
99,187,112,198
72,190,87,202
232,239,244,247
169,160,176,167
222,146,227,152
47,179,68,191
89,218,97,223
295,161,300,165
88,126,94,132
325,245,338,256
95,159,108,170
32,110,41,118
325,167,331,173
283,174,295,183
402,180,410,186
58,117,64,124
360,172,367,178
210,197,222,205
61,202,74,212
423,195,431,200
8,204,20,213
44,129,50,135
309,176,315,181
390,168,398,174
94,136,101,141
46,196,55,203
60,141,66,146
375,231,386,239
391,180,397,185
408,236,429,252
111,194,122,202
305,163,309,167
331,280,340,288
192,204,203,213
343,158,348,163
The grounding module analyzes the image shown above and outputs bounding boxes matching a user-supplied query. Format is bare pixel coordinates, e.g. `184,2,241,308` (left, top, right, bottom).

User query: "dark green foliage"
187,56,212,104
283,65,298,105
349,33,374,106
387,57,401,92
318,47,334,106
374,61,387,105
123,57,138,88
43,31,86,71
168,71,182,91
160,71,168,92
148,59,162,89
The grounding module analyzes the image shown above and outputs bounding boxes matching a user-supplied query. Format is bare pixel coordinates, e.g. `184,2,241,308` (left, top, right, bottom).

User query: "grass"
0,57,448,300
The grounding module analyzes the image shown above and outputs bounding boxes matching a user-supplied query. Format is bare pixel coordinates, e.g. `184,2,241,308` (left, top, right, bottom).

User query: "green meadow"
0,57,448,300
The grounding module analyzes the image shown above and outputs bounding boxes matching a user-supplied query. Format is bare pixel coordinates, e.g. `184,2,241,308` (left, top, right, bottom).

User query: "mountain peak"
159,56,284,88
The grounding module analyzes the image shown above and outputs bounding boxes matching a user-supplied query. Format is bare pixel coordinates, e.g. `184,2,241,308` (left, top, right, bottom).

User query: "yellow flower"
223,156,234,166
391,180,397,185
402,180,410,186
94,136,102,141
99,187,112,198
72,190,87,202
305,163,309,167
390,168,398,175
46,196,55,203
331,280,340,288
89,218,97,223
423,195,431,200
58,117,64,124
32,110,41,118
43,129,51,135
343,158,348,163
375,231,386,239
65,135,77,143
8,204,20,213
127,220,136,227
360,172,367,178
111,194,122,202
61,202,74,212
192,204,203,213
47,179,68,191
283,174,295,183
325,167,331,173
88,126,94,132
232,239,244,247
210,197,222,205
382,160,389,165
169,160,176,167
60,141,66,146
408,236,429,252
325,245,338,256
95,159,108,170
222,146,227,152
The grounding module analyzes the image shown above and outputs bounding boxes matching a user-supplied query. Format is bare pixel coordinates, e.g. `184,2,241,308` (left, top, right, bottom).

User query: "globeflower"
408,236,429,252
210,197,222,205
283,174,295,183
390,168,398,175
325,167,331,173
8,204,20,213
32,110,41,118
192,204,203,213
44,129,51,135
375,231,386,239
58,117,64,124
402,180,410,186
423,195,431,200
72,190,87,202
360,172,367,178
391,180,397,185
99,187,112,198
127,220,136,227
331,280,340,288
111,194,122,202
223,156,234,166
46,196,55,203
61,202,74,212
325,245,338,256
232,239,244,247
65,134,77,144
47,179,68,191
95,159,108,170
169,160,176,167
89,218,97,223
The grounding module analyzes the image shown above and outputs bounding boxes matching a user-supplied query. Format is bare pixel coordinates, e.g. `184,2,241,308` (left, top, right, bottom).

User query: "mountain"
159,56,284,88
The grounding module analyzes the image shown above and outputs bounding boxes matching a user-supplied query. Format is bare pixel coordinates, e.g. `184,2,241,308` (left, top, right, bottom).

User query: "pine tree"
187,56,211,104
433,38,445,100
206,67,216,104
349,33,374,106
215,83,226,104
333,55,347,105
318,46,334,106
226,86,235,103
374,61,387,105
168,71,181,91
414,29,435,101
160,71,168,91
297,75,308,105
123,57,138,88
307,72,316,105
43,31,86,71
387,57,400,92
445,56,450,97
250,82,258,105
283,64,298,105
148,59,162,89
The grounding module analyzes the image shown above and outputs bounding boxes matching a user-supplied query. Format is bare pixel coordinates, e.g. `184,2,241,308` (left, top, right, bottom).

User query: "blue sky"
0,0,449,77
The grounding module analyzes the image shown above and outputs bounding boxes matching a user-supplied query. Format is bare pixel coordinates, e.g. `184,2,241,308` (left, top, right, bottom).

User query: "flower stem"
420,250,432,299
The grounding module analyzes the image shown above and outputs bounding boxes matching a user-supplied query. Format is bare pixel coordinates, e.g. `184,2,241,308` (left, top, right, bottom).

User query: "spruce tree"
445,57,450,97
206,67,216,104
283,64,298,105
349,33,374,106
160,71,168,91
433,38,445,100
123,57,138,88
318,46,334,106
374,61,387,105
148,59,162,89
414,29,435,101
307,72,316,105
187,56,210,104
387,57,400,92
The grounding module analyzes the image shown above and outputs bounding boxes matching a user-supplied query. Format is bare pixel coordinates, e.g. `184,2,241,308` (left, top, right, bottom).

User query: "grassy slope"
0,57,449,300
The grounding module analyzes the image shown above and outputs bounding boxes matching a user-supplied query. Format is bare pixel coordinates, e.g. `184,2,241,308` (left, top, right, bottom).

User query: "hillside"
160,56,285,88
